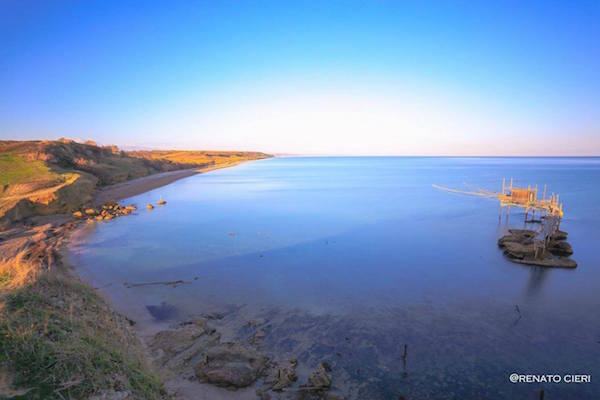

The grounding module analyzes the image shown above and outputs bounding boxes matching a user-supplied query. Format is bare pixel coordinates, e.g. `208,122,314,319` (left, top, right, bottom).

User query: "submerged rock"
264,359,298,391
194,342,268,388
304,361,332,391
146,302,178,321
250,328,266,345
151,319,217,356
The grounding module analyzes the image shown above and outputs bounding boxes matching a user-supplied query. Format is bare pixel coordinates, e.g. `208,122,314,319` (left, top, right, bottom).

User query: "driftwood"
124,279,190,288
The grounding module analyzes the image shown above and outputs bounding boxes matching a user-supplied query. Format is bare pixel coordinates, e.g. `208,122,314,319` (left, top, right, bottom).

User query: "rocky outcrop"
149,319,269,389
147,317,340,399
498,229,576,268
71,202,137,223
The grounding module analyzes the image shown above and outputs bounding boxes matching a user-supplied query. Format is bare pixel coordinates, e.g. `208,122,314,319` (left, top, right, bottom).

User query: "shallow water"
69,157,600,399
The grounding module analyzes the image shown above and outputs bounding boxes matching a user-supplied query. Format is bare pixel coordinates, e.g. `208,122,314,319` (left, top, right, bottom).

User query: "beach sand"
93,162,248,205
93,168,200,205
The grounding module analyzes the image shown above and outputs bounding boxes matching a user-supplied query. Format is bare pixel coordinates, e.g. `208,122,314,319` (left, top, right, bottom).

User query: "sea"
68,157,600,399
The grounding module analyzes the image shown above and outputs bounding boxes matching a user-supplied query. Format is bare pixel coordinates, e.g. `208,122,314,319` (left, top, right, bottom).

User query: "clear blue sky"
1,1,599,155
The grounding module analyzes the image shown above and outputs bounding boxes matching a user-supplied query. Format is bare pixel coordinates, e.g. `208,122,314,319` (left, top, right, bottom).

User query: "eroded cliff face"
0,172,98,229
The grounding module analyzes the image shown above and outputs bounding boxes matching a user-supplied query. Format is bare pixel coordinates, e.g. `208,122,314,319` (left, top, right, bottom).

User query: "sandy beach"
93,168,200,205
93,161,257,205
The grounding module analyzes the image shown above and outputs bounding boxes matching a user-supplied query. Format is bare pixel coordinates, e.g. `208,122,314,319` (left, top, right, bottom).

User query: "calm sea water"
69,157,600,399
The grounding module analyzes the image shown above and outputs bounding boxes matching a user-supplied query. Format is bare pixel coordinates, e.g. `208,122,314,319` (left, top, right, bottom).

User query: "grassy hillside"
0,139,269,187
0,139,270,227
0,155,58,187
0,221,165,399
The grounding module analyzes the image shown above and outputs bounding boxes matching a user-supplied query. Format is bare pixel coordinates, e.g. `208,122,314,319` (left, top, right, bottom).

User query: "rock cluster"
498,229,576,268
72,202,136,223
148,318,338,399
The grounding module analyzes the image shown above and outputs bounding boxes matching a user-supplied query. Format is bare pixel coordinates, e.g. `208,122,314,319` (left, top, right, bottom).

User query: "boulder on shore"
194,342,268,388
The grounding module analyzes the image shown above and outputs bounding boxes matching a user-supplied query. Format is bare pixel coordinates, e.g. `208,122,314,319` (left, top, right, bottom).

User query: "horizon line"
3,138,600,158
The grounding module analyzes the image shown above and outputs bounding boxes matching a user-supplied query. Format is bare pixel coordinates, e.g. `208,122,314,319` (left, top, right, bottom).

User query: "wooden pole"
543,184,547,201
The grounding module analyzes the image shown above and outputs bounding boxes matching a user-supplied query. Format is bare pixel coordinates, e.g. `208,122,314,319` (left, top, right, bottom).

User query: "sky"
1,1,599,155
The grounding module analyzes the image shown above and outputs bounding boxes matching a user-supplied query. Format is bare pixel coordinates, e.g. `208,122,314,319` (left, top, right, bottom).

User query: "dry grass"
128,150,270,167
0,226,165,399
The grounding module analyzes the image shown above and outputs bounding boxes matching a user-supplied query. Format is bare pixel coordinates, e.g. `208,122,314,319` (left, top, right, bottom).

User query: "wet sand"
93,162,248,205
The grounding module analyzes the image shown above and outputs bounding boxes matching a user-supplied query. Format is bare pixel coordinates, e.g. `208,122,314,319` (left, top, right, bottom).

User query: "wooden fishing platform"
433,178,564,220
433,179,576,268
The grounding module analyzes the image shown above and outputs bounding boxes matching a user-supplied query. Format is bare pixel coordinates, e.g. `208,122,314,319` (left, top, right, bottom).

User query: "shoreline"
93,160,262,205
0,159,265,399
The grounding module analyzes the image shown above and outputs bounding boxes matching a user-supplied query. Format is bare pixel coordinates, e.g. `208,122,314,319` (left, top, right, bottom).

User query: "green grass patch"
0,154,58,186
0,274,164,399
0,271,11,287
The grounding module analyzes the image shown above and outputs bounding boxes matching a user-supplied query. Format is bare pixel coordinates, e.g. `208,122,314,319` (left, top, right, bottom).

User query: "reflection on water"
69,157,600,399
525,267,551,298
